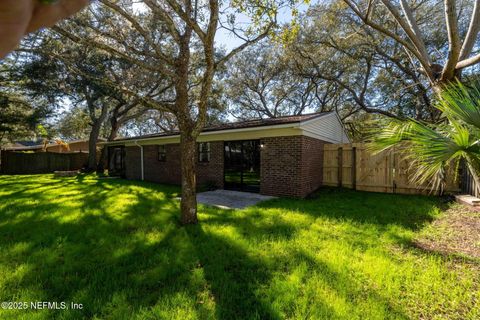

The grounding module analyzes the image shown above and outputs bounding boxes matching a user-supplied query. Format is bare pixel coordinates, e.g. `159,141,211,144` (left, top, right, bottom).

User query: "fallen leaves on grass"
415,203,480,260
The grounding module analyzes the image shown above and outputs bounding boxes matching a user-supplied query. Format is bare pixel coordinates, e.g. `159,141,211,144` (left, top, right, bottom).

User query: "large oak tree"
342,0,480,91
54,0,292,224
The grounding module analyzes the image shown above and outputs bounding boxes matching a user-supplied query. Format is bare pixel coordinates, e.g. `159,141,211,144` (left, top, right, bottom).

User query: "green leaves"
438,80,480,129
371,82,480,192
230,0,307,44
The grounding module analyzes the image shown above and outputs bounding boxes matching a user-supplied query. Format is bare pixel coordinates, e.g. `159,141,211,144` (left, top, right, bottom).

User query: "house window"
158,145,166,162
198,142,210,163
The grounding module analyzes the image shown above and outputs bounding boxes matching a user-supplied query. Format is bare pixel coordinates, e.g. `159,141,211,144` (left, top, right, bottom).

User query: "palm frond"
370,117,480,192
438,80,480,129
367,120,416,153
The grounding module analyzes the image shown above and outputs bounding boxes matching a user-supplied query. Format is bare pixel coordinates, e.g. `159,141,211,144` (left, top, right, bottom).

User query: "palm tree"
372,81,480,194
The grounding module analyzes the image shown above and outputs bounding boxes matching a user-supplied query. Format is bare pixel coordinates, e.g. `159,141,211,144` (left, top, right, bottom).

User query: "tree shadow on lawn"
286,250,409,319
0,179,443,319
0,177,181,318
258,187,444,231
199,187,444,256
193,204,413,319
186,224,282,320
0,177,286,319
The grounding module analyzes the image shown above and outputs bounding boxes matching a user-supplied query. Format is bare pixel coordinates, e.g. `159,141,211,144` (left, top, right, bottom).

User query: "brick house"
104,112,349,198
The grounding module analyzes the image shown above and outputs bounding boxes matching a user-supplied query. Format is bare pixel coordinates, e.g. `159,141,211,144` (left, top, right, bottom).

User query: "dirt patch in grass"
415,203,480,260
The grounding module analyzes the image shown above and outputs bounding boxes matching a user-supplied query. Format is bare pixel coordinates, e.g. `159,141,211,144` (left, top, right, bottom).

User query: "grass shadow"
186,224,281,319
257,187,443,231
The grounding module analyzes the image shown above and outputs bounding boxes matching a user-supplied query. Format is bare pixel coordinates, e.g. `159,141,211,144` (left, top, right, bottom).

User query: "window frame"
158,145,167,162
198,142,211,163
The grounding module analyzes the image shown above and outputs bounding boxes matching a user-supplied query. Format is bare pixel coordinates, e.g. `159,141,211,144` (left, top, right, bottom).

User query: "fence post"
392,149,397,194
338,147,343,187
352,147,357,190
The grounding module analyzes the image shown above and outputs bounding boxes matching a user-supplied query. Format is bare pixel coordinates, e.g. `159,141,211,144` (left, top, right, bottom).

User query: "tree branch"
459,0,480,60
442,0,461,79
215,26,271,69
163,0,206,41
52,26,174,77
342,0,431,74
456,52,480,69
399,0,430,63
99,0,172,64
143,0,182,43
380,0,432,67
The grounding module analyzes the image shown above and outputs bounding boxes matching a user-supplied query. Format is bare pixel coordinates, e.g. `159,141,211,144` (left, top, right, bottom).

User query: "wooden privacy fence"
460,161,480,197
0,151,88,174
323,143,459,195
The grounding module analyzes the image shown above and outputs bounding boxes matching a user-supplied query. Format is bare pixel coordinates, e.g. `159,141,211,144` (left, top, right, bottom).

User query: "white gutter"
134,140,144,181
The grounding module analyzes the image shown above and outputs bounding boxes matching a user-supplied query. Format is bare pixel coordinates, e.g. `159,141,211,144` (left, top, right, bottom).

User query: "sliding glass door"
224,140,260,192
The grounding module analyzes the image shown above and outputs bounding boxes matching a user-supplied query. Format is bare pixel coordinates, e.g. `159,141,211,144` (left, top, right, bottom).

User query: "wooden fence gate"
460,161,480,197
323,143,459,195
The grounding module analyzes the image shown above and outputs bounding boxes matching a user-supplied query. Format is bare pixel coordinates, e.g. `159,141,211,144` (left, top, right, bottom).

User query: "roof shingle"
114,111,332,142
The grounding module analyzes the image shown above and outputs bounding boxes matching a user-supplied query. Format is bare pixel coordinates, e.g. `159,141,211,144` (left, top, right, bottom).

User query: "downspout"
134,140,144,181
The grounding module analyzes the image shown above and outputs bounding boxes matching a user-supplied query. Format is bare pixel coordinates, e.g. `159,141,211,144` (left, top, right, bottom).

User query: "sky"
130,1,311,51
215,6,300,51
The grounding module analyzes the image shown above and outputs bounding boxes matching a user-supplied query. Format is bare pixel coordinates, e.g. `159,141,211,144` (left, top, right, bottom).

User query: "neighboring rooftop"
2,138,98,151
113,111,333,142
14,140,46,147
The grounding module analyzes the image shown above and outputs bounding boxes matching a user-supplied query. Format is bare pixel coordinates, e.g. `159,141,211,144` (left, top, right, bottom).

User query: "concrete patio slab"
196,190,276,209
455,194,480,211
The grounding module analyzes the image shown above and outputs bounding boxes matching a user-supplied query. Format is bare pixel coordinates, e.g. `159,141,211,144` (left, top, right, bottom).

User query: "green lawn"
0,174,479,319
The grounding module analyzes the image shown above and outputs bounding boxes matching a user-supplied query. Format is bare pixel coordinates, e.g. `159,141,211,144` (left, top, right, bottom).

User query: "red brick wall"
300,136,325,196
143,144,181,184
196,141,224,188
125,142,224,188
260,136,325,198
124,136,325,198
260,136,304,197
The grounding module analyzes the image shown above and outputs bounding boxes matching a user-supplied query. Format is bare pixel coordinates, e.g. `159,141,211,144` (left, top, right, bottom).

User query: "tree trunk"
179,129,198,225
432,68,464,96
97,117,120,173
86,102,108,172
96,147,107,174
87,119,102,172
432,79,453,96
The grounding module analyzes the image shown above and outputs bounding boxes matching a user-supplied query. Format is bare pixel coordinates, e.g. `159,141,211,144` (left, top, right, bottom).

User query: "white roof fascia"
103,122,302,146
